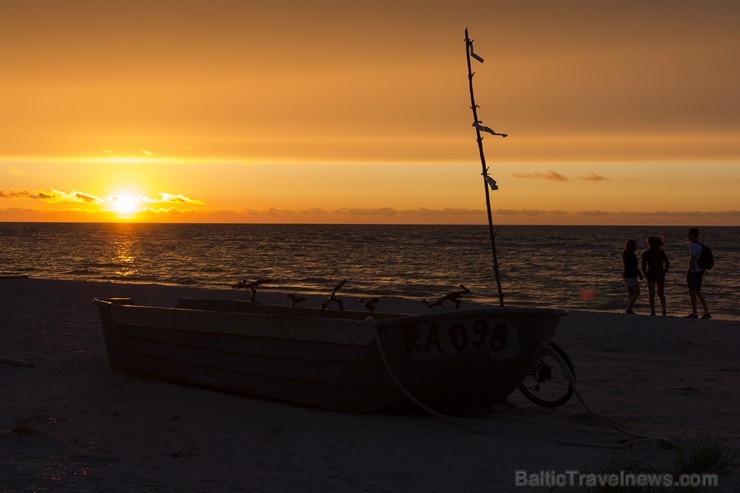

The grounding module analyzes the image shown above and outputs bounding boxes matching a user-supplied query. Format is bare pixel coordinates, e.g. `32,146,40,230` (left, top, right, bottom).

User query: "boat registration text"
401,319,519,360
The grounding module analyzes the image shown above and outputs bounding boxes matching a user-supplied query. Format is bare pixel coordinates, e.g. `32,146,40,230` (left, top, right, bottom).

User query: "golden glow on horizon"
1,160,737,225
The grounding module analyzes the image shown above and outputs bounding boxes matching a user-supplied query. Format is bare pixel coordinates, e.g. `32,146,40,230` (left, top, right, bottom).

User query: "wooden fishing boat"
93,297,565,414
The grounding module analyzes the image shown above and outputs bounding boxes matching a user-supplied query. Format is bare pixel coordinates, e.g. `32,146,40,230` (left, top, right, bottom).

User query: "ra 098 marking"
402,320,507,354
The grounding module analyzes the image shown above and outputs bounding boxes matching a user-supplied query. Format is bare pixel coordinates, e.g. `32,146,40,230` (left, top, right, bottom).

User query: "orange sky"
1,0,738,225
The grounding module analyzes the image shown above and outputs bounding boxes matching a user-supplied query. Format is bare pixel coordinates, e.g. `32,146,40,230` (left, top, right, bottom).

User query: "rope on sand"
541,344,675,449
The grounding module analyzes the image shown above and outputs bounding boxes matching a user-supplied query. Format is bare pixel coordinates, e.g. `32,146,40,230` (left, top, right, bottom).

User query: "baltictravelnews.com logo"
514,470,719,489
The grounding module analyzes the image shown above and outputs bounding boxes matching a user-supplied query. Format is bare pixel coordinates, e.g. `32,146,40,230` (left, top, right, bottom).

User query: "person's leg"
624,279,631,309
656,280,666,315
635,283,641,307
692,271,710,318
687,272,699,317
626,283,640,313
647,281,656,315
689,288,698,316
696,290,710,318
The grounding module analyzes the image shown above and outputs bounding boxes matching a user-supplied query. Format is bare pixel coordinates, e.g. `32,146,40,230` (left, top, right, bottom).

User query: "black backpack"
696,241,714,270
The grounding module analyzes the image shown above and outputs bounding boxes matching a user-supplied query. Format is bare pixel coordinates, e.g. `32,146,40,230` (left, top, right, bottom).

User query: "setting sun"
109,194,141,217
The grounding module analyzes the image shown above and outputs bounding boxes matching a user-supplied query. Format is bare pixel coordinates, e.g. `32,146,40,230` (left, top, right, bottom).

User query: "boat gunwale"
94,297,566,346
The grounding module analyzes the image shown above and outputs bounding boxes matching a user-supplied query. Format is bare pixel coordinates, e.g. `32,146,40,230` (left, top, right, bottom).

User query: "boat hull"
94,298,565,414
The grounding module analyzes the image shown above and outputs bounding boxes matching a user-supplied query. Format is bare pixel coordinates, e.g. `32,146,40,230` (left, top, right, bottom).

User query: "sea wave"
1,223,738,320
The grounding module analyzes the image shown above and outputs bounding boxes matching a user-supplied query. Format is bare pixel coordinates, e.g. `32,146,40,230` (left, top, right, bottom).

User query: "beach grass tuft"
556,435,738,493
579,451,664,493
672,435,737,477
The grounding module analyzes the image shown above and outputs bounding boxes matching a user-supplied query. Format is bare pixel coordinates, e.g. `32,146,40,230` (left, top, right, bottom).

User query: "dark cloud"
301,208,329,215
574,210,740,218
154,193,204,205
578,172,608,181
0,189,103,203
401,207,483,216
513,170,569,181
265,208,297,216
334,207,398,216
72,191,103,203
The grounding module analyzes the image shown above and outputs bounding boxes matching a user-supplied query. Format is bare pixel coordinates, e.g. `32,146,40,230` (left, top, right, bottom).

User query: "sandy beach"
1,277,738,492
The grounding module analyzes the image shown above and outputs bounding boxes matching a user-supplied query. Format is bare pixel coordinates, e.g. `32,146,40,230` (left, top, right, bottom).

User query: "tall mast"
464,28,506,307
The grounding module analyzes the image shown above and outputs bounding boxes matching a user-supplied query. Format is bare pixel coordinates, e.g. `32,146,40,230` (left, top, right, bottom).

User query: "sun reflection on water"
112,237,138,278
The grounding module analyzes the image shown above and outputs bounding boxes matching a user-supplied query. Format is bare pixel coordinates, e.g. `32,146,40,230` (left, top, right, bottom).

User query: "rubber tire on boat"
518,341,575,408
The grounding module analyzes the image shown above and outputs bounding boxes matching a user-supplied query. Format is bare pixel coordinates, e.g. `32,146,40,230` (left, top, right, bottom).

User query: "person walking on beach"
642,236,670,316
686,228,711,319
622,239,643,314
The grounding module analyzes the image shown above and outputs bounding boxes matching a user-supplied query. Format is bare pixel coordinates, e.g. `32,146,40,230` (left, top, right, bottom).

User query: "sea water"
1,223,738,320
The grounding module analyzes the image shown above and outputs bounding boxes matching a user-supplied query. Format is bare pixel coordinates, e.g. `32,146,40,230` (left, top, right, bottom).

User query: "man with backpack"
686,228,712,319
